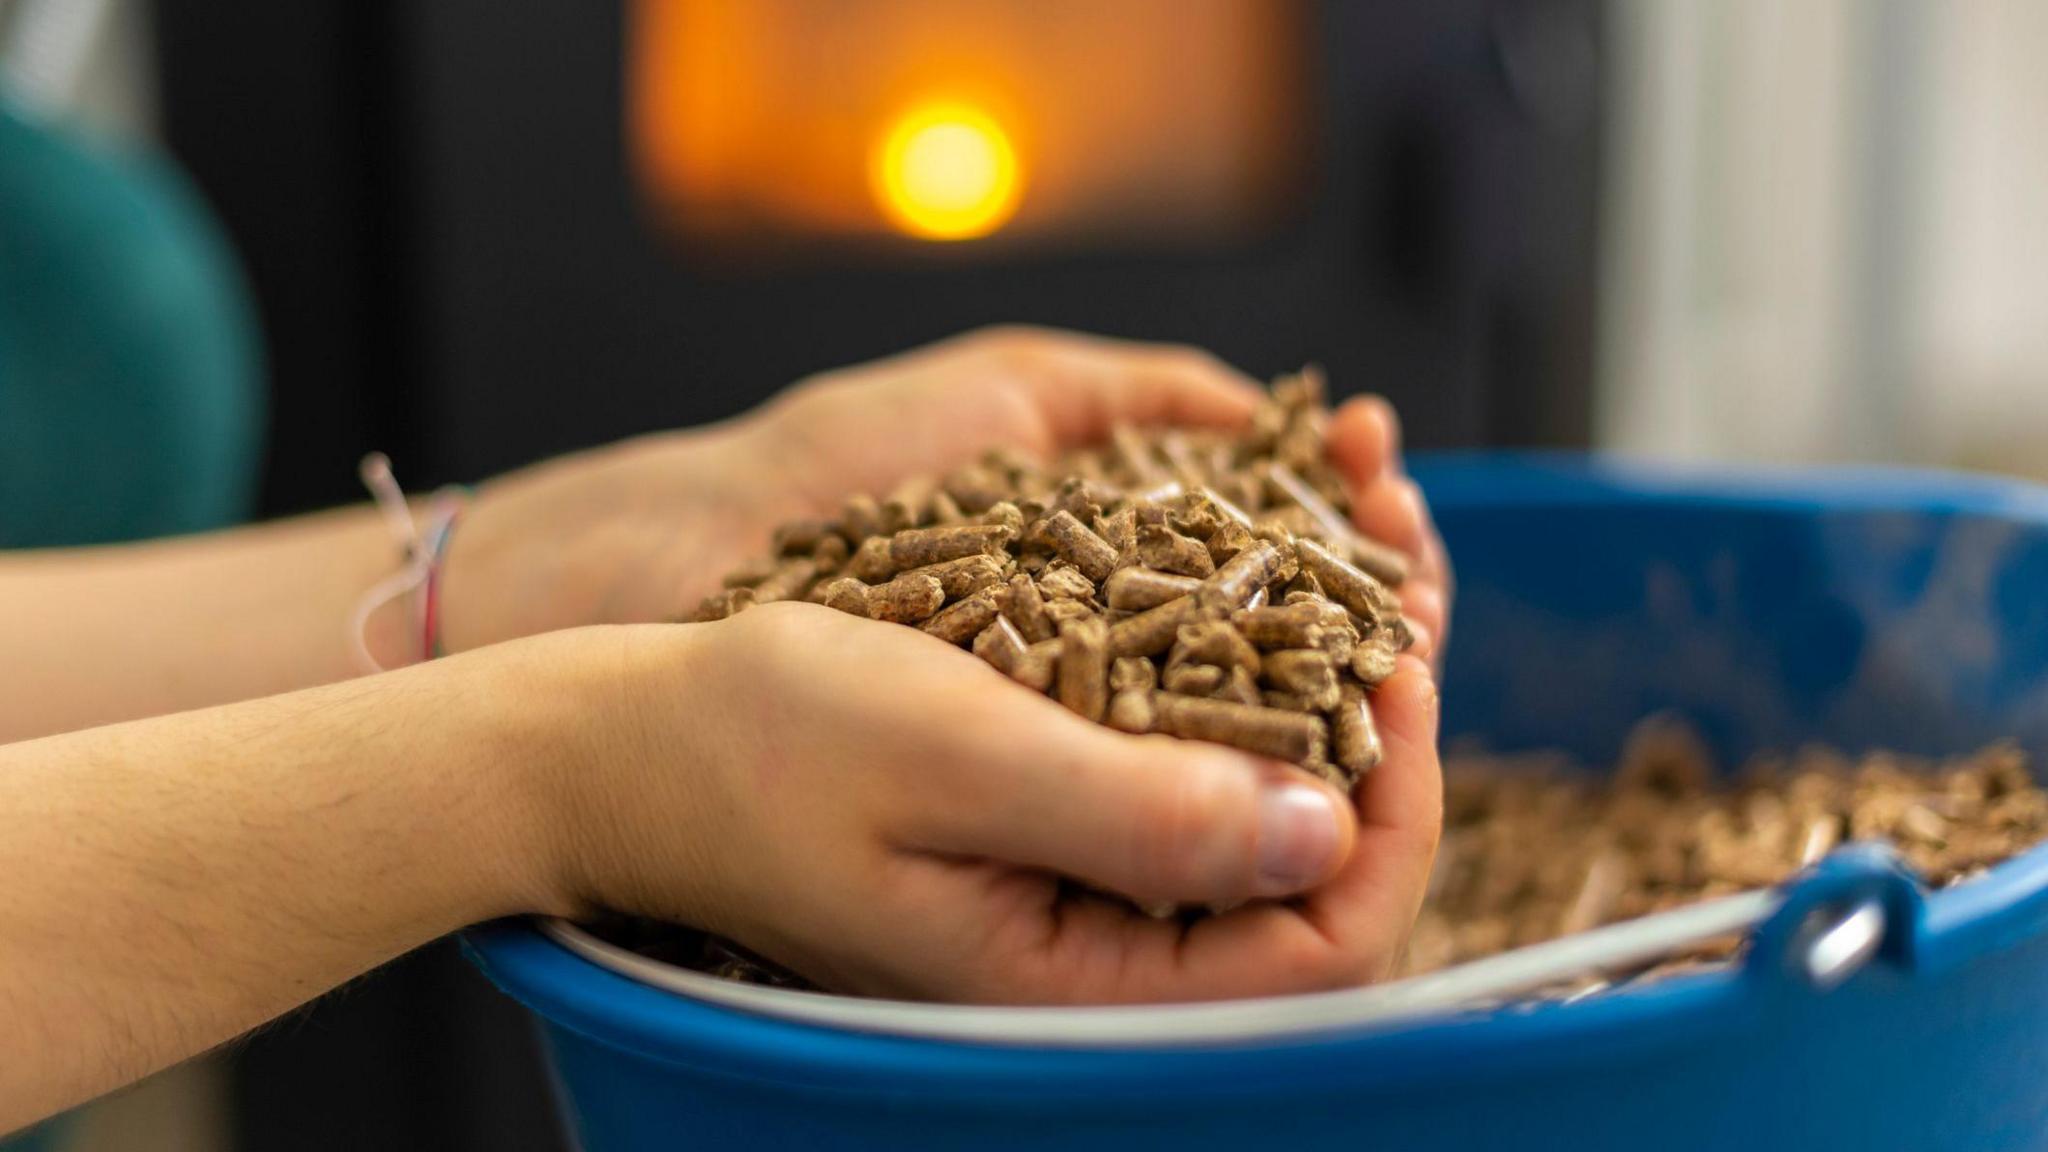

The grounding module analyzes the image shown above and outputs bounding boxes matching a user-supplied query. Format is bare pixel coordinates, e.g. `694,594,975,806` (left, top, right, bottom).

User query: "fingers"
1325,394,1399,482
972,328,1262,449
1329,398,1423,559
758,328,1263,504
878,857,1350,1005
1394,578,1445,664
1290,655,1443,974
1379,478,1451,661
899,692,1355,908
1035,655,1442,1003
1328,396,1453,660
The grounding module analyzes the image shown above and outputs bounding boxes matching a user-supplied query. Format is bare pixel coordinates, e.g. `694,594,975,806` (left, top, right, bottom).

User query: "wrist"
437,633,630,921
349,458,466,672
472,625,716,925
437,430,760,652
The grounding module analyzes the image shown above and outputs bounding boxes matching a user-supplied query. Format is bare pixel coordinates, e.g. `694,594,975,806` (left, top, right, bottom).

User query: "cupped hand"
541,604,1442,1003
441,327,1259,653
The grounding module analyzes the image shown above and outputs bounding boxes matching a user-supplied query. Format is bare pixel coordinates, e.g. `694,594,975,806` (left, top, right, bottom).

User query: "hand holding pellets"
695,368,1411,793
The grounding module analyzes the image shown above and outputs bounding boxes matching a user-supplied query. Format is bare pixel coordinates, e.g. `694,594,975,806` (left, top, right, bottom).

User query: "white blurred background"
1600,0,2048,476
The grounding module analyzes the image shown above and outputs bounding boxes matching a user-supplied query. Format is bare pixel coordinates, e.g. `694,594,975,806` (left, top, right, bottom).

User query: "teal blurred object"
0,96,263,1151
0,95,263,548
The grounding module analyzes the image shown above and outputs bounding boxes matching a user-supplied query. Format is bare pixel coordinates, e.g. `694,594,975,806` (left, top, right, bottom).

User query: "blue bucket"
467,454,2048,1151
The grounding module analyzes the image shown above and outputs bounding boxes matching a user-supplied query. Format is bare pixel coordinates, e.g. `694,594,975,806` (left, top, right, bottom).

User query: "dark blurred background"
159,0,1603,526
14,0,1605,1147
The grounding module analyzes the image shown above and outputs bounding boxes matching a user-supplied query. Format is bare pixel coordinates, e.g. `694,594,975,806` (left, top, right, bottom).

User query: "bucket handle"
1339,843,1922,1019
1741,842,1924,998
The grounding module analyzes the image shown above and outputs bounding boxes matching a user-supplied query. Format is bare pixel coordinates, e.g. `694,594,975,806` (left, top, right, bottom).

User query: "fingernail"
1255,783,1344,895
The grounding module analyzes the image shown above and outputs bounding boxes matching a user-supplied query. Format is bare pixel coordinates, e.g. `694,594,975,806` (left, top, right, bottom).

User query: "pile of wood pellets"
1398,718,2048,987
692,369,1413,792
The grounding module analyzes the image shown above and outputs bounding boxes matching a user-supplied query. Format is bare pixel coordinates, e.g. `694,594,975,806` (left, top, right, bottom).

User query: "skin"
0,327,1451,1134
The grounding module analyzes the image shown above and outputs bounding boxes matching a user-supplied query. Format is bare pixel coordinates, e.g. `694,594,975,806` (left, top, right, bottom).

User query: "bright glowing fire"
631,0,1309,247
871,103,1022,240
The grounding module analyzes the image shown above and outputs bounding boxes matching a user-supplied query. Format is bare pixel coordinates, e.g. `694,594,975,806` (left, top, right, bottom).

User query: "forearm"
0,425,753,746
0,640,586,1131
0,506,411,743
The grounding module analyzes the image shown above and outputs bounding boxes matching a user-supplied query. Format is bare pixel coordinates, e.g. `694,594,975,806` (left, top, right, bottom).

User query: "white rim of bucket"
541,888,1778,1048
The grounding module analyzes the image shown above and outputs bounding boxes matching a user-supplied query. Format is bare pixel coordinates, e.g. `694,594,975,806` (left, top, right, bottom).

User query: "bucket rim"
461,912,1752,1095
525,889,1772,1048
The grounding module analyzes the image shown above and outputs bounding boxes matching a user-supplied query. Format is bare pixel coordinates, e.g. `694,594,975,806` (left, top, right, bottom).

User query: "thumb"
904,708,1357,907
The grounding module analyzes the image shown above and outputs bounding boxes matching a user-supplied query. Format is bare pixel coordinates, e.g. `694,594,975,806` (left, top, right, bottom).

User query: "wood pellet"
690,368,1414,795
